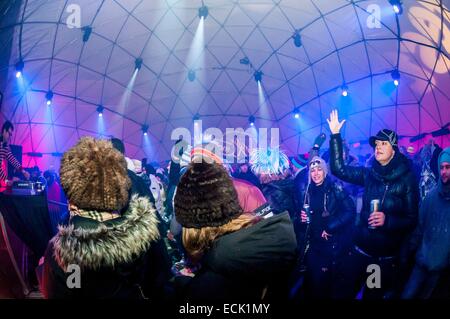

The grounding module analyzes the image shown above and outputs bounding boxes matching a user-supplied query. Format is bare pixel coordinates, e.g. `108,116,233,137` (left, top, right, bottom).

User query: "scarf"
371,150,409,181
69,204,120,222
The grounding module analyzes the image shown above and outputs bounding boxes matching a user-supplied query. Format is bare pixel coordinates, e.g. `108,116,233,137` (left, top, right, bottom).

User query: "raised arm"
327,110,366,186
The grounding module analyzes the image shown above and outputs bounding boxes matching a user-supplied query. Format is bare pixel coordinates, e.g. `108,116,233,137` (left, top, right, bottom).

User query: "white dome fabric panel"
0,0,449,169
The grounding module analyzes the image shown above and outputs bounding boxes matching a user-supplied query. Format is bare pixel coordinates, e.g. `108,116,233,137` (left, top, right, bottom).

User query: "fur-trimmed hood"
51,195,160,271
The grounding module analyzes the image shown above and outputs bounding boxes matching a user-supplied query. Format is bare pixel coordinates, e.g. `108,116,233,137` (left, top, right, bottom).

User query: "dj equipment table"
0,190,54,258
0,189,57,297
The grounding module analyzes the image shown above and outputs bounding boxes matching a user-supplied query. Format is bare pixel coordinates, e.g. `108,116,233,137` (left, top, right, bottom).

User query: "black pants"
334,246,399,299
304,243,345,299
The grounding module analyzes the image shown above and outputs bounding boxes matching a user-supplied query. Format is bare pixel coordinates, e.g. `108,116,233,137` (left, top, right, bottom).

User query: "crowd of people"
0,111,449,300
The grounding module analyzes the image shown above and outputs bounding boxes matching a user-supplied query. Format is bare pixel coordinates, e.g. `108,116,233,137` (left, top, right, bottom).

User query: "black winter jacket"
175,212,298,301
298,176,356,254
42,195,172,299
260,178,298,218
330,133,419,257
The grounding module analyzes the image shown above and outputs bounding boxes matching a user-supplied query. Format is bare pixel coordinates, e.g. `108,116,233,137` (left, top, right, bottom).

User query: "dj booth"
0,182,60,297
0,190,54,257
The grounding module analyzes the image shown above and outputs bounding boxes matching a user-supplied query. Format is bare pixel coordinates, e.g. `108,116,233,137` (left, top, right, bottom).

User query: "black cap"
369,129,398,148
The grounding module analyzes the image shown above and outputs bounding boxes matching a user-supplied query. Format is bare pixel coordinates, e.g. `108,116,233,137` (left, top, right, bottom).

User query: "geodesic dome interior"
0,0,449,169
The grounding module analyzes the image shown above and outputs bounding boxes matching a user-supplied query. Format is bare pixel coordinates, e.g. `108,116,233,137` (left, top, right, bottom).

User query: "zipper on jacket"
381,184,389,208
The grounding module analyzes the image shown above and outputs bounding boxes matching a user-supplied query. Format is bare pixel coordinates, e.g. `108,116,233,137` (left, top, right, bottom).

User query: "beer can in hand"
303,204,311,224
368,199,380,229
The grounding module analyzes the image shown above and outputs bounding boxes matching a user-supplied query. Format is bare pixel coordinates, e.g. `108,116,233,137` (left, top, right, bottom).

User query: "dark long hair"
1,120,13,145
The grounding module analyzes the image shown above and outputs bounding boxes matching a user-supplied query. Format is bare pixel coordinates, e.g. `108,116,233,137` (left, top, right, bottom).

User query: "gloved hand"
313,133,326,150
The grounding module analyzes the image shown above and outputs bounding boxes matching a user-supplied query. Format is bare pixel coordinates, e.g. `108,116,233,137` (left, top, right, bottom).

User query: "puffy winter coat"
42,195,172,299
298,176,356,256
329,133,419,257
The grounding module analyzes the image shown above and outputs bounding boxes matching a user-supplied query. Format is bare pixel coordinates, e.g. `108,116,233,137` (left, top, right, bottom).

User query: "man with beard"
402,147,450,299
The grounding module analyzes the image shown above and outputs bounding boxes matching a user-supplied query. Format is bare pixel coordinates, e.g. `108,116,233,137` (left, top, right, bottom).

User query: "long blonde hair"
182,213,259,264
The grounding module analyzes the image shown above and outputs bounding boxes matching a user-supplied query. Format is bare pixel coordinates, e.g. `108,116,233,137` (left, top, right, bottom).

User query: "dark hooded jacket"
233,170,261,189
410,178,450,272
175,212,298,301
42,195,172,299
329,133,419,257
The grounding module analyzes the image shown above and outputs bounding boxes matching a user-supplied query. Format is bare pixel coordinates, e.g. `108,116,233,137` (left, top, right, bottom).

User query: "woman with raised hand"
326,110,419,299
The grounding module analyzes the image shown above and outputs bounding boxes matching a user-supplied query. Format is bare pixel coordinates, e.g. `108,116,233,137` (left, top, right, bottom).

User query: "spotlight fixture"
248,115,255,126
97,105,104,117
389,0,403,15
188,69,196,82
15,60,24,78
82,26,92,42
45,90,53,106
254,71,263,83
391,69,400,86
293,108,300,119
135,57,143,70
393,5,401,14
239,57,250,65
293,31,302,48
198,5,208,19
142,124,149,136
341,84,349,97
193,114,200,126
